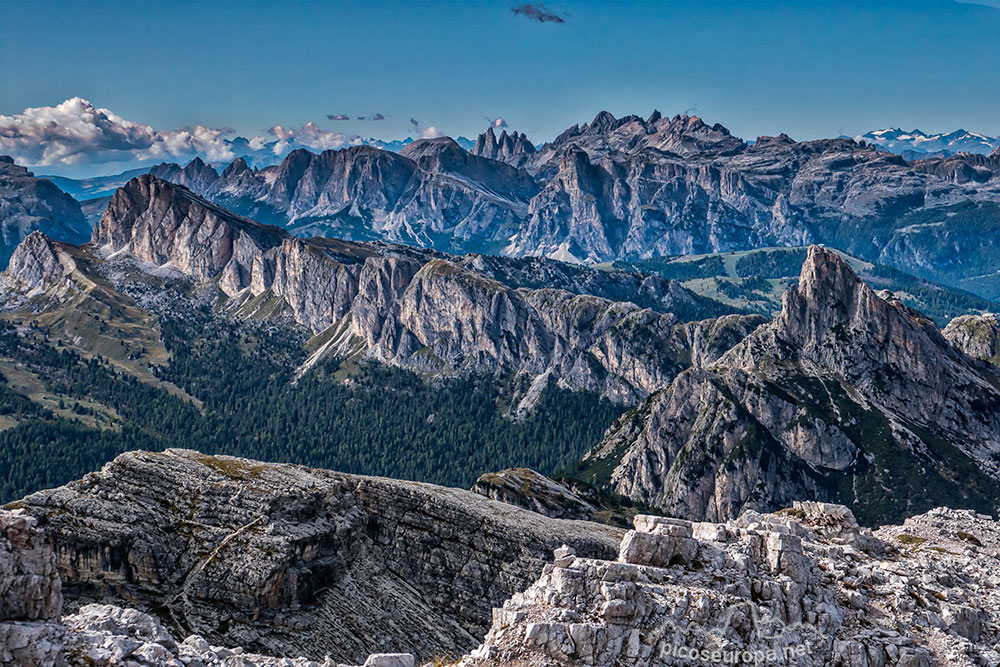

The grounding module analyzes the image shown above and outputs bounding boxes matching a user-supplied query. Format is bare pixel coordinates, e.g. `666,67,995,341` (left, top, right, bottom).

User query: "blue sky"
2,0,999,175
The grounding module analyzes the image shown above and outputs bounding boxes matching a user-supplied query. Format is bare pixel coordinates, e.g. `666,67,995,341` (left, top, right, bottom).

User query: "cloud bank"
267,122,360,154
0,97,240,168
0,99,426,176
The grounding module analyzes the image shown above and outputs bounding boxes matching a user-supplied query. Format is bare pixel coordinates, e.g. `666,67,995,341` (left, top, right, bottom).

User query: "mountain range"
19,109,998,301
856,127,1000,159
6,109,1000,304
4,151,1000,662
2,167,1000,524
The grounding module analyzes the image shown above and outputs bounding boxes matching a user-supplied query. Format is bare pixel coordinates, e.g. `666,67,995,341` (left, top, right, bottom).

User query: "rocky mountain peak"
0,155,90,268
774,246,869,342
768,245,948,364
471,128,536,161
94,174,288,294
582,245,1000,525
588,110,619,134
149,157,220,193
756,133,796,145
220,156,250,179
0,231,70,297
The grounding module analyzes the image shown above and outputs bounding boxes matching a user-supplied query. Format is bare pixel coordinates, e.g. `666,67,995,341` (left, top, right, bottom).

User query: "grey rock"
582,246,1000,524
0,155,90,270
943,313,1000,366
0,509,62,621
456,504,1000,667
470,469,598,520
17,449,622,663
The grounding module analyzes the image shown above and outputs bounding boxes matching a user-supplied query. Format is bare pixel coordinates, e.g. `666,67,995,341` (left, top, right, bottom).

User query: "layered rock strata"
14,449,622,663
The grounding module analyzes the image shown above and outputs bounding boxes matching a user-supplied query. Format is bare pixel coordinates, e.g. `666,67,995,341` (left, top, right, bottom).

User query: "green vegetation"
776,373,1000,526
0,316,625,503
898,534,928,546
625,254,726,281
628,246,1000,324
956,530,983,546
734,248,809,279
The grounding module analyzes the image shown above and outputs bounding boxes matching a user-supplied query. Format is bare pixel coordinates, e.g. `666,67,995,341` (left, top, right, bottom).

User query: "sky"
2,0,999,177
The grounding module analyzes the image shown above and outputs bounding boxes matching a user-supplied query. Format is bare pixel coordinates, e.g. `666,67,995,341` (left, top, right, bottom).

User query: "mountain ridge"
112,111,1000,302
578,246,1000,524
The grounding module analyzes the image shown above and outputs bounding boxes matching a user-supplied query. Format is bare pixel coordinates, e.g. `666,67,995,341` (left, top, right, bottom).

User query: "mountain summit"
581,246,1000,524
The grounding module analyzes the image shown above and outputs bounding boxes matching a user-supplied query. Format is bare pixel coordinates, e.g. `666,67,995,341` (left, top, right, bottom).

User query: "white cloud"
0,98,425,176
0,97,238,168
266,121,359,154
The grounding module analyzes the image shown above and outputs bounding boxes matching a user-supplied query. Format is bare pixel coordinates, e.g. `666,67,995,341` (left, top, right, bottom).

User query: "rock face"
0,509,64,666
14,449,622,663
149,156,221,194
154,143,537,253
943,313,1000,366
471,128,537,161
0,230,77,301
59,603,420,666
10,174,740,403
471,469,599,520
0,155,90,270
457,503,1000,667
580,246,1000,524
0,508,418,666
138,113,1000,300
93,174,288,295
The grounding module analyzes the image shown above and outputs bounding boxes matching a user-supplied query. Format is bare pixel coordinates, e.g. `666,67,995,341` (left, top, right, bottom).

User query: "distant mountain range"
5,109,1000,303
856,127,1000,159
40,135,477,201
63,111,1000,300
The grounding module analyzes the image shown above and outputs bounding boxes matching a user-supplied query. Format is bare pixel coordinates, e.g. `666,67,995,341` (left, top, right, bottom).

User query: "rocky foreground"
10,449,621,663
0,507,414,666
4,452,1000,666
458,503,1000,667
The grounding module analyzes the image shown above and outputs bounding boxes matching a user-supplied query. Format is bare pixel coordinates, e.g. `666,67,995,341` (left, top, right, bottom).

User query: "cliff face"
0,156,90,270
943,313,1000,367
7,174,739,402
94,174,288,296
14,449,621,663
0,230,83,309
471,128,536,162
0,510,64,665
582,247,1000,524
